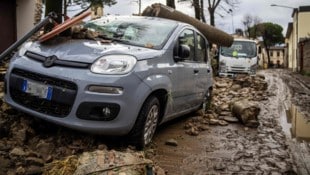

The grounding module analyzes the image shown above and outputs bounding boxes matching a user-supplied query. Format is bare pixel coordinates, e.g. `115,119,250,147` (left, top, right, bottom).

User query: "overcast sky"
104,0,309,35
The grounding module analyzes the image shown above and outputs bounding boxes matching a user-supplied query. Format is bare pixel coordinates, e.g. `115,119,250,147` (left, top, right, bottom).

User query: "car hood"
24,39,165,63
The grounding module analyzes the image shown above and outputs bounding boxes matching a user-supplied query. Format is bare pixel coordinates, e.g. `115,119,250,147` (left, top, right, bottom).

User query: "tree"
242,14,261,38
166,0,176,9
207,0,239,26
249,22,284,67
182,0,240,26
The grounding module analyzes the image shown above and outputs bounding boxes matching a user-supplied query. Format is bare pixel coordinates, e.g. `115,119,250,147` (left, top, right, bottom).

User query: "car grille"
9,68,77,117
25,51,90,68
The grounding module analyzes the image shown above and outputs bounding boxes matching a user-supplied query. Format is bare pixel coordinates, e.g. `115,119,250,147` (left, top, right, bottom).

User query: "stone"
227,165,240,172
218,120,229,126
165,139,178,147
209,119,219,125
223,116,239,123
26,157,44,166
97,144,108,150
0,156,10,171
186,128,199,136
214,162,226,171
13,128,27,145
36,140,55,161
10,147,27,157
26,165,43,175
16,166,26,175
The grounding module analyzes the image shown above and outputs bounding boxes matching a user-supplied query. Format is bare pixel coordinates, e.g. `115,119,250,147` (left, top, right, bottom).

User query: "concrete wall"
16,0,36,39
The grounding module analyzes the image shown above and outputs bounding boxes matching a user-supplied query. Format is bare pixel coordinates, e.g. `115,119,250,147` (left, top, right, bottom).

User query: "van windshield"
83,17,178,49
220,40,257,58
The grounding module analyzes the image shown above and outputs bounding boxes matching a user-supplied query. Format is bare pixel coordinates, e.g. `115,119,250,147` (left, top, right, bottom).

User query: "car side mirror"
174,44,190,61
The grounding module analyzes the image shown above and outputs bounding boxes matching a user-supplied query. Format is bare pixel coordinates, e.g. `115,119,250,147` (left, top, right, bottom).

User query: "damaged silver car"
4,16,213,148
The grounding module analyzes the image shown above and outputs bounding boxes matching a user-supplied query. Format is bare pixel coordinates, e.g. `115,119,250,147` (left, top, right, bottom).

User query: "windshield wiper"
97,34,130,44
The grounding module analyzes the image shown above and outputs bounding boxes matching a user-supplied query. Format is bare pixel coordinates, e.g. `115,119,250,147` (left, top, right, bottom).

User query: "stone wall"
303,40,310,73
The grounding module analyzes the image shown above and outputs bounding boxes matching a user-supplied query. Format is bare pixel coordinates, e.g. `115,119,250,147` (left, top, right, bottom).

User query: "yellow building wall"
298,12,310,38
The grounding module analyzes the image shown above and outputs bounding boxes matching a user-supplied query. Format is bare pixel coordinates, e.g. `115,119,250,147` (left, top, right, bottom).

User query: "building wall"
16,0,36,39
269,49,284,67
303,40,310,73
298,12,310,40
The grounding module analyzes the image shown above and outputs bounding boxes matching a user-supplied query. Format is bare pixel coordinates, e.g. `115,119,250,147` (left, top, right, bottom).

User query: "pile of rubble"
184,74,269,136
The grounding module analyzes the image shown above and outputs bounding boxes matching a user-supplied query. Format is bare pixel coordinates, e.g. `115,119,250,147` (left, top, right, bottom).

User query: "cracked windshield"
0,0,309,175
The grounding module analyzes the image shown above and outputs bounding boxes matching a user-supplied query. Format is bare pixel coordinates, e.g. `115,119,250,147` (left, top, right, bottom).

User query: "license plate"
22,80,53,100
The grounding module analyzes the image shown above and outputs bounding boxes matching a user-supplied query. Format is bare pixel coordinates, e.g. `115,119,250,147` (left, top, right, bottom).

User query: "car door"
170,29,197,113
194,32,211,104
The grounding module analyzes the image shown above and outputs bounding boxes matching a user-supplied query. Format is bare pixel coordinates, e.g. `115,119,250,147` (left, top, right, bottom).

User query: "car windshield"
220,40,257,58
82,17,178,49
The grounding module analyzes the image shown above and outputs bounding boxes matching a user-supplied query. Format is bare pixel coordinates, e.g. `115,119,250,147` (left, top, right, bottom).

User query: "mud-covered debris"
231,100,260,128
223,116,239,123
165,139,178,147
185,127,200,136
44,150,155,175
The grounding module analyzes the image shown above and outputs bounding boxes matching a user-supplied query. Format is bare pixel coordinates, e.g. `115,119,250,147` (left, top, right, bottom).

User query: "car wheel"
128,96,160,149
203,88,212,112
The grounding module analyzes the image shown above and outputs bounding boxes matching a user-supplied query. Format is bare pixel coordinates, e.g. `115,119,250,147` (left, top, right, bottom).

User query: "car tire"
128,96,160,149
203,88,212,112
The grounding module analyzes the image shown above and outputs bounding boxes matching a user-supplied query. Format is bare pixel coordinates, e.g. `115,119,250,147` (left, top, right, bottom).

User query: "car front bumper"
4,56,151,135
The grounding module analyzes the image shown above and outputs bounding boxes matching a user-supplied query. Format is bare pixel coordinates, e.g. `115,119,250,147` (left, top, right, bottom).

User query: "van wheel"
128,96,160,149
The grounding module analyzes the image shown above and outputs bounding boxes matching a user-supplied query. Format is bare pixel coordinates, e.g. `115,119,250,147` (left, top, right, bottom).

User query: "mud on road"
0,69,309,174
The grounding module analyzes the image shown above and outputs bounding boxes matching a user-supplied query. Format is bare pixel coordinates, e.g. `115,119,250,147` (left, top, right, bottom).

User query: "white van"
218,38,258,76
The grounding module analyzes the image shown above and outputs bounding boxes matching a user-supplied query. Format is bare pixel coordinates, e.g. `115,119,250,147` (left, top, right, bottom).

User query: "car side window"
196,33,207,63
178,29,195,61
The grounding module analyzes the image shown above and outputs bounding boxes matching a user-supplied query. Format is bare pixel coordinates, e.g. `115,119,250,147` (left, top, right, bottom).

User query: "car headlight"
91,55,137,74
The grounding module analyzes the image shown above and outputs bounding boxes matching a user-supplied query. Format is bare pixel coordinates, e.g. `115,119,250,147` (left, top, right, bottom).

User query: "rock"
97,144,108,150
0,156,11,172
13,128,27,145
227,165,240,172
215,82,230,88
165,139,178,147
10,147,27,157
240,164,255,171
16,166,26,175
209,119,219,125
26,165,43,175
223,116,239,123
218,120,229,126
214,162,226,170
26,157,44,166
185,128,199,136
231,84,242,91
198,125,209,131
36,140,55,161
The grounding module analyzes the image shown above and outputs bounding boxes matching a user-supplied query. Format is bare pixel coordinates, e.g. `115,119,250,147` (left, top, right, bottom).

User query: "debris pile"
184,74,269,136
44,150,156,175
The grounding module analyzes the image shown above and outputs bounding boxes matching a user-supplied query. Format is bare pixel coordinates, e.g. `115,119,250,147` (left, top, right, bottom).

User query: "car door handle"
194,69,199,74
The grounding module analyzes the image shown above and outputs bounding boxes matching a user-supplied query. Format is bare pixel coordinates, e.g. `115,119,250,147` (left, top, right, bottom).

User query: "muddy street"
147,69,310,174
0,69,310,174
